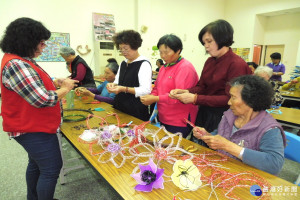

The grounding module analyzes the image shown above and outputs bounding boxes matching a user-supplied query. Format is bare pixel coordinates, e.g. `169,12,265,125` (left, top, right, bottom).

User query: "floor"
0,119,299,200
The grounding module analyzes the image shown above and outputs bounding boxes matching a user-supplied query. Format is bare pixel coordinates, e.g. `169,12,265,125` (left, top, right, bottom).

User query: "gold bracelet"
193,94,198,105
125,87,129,93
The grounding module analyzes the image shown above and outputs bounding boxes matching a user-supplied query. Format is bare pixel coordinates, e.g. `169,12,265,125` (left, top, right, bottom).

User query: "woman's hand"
140,95,159,106
169,89,189,99
106,83,118,93
200,135,231,150
192,126,210,139
53,78,66,88
75,87,93,97
61,78,78,91
200,135,244,159
176,93,196,104
106,84,125,94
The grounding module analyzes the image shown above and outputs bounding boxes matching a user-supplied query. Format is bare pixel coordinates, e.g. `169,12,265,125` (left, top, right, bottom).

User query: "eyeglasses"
118,48,130,53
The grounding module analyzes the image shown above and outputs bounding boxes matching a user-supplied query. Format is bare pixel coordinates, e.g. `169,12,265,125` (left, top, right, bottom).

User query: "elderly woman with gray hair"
254,66,283,108
192,75,286,175
59,46,96,88
75,62,119,104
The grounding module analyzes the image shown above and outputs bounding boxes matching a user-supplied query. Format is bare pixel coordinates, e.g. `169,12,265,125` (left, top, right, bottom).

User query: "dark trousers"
14,132,62,200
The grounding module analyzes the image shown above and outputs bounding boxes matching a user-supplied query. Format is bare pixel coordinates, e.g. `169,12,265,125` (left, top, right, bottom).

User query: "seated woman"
153,59,164,75
254,66,283,108
281,77,300,91
246,62,258,74
192,75,286,175
75,62,118,104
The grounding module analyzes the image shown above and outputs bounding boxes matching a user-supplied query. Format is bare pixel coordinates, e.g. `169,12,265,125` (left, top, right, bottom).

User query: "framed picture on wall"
35,32,70,62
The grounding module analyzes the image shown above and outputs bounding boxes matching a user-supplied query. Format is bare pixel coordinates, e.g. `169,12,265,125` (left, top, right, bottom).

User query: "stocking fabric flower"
131,159,164,192
171,159,202,191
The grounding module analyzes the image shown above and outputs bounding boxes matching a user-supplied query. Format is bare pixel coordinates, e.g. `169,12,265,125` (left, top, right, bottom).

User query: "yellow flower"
171,159,202,191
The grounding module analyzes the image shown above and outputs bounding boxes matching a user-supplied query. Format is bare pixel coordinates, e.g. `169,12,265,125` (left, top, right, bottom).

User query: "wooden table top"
61,100,299,200
269,107,300,127
280,89,300,99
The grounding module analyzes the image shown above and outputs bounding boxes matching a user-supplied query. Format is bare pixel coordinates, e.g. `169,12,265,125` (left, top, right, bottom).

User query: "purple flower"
127,129,135,137
101,130,112,139
131,159,164,192
107,143,121,153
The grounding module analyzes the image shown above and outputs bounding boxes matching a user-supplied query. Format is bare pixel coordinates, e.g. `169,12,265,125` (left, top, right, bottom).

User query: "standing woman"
59,46,96,88
140,34,199,138
0,17,77,200
107,30,152,121
266,52,285,82
170,19,252,140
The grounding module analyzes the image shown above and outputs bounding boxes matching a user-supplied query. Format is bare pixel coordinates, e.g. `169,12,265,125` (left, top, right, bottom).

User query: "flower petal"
131,172,145,185
155,168,164,179
139,164,152,173
152,176,164,189
134,183,154,192
148,159,157,173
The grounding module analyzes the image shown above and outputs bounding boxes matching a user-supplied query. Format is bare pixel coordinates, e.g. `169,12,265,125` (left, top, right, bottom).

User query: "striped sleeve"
2,59,58,108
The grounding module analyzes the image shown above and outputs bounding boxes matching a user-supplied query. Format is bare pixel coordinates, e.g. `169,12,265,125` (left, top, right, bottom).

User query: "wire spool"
63,108,93,122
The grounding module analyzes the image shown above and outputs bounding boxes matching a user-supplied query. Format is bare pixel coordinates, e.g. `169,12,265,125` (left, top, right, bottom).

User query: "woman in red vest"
0,18,78,200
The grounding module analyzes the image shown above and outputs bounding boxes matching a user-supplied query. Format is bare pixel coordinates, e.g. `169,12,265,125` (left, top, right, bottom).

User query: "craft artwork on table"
78,113,152,168
176,154,271,199
171,159,202,191
77,113,272,199
129,126,194,168
131,159,164,192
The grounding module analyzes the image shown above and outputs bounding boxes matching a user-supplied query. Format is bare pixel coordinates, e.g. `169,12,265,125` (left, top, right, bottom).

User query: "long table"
280,90,300,102
269,107,300,129
60,101,299,200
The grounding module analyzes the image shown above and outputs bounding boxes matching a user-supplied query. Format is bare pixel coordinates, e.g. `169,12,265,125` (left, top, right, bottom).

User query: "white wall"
0,0,136,78
264,13,300,81
0,0,225,77
225,0,300,81
1,0,300,79
137,0,225,75
297,41,300,66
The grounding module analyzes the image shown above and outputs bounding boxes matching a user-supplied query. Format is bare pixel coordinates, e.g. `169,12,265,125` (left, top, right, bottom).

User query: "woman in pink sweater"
140,34,199,138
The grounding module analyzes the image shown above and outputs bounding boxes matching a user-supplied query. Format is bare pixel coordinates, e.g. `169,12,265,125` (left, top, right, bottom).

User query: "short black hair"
156,59,164,65
157,34,183,54
247,62,258,69
270,52,281,60
107,58,118,64
198,19,234,49
230,75,274,111
112,30,142,50
0,17,51,58
106,62,119,74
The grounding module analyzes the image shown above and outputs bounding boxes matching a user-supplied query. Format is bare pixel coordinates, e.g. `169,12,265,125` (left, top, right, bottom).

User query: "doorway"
252,45,262,65
263,45,285,65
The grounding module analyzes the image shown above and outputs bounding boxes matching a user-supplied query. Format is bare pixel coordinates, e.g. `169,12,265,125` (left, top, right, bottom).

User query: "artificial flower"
131,159,164,192
171,159,202,191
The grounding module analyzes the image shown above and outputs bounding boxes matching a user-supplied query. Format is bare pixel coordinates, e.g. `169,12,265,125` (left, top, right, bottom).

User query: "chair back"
284,131,300,163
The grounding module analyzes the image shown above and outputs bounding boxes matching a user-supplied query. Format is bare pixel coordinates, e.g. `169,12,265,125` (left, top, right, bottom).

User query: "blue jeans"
14,132,62,200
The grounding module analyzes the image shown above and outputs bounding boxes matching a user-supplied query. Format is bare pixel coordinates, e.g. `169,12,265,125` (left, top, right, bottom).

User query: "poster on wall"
35,32,70,62
232,48,250,62
92,13,116,41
